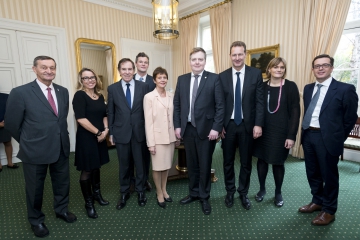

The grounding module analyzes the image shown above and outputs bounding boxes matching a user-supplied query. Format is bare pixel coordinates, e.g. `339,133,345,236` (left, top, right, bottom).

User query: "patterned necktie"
139,77,144,82
47,88,58,116
302,84,323,129
191,75,200,127
234,72,242,125
126,83,131,108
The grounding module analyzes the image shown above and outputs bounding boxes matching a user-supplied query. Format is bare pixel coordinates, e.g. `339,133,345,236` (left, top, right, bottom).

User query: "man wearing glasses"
299,54,358,226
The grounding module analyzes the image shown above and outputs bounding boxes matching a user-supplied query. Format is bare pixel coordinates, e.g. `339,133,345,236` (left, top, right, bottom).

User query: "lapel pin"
57,89,59,91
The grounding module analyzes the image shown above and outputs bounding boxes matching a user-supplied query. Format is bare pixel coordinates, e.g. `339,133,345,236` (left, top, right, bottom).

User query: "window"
333,1,360,113
198,14,215,73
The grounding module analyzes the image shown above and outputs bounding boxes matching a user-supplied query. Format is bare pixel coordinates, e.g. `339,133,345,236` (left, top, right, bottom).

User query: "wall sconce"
152,0,179,40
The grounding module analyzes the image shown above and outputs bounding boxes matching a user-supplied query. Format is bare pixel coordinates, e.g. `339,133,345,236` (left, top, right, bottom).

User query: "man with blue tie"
129,52,156,193
299,54,358,226
219,41,264,210
108,58,149,210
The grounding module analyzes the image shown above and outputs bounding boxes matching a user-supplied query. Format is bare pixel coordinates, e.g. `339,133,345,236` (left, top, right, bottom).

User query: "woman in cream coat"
144,67,177,208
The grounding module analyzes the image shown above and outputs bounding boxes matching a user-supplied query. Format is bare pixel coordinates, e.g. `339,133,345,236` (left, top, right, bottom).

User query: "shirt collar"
232,65,245,76
121,79,134,87
135,73,147,80
36,79,54,90
316,76,332,87
192,70,204,78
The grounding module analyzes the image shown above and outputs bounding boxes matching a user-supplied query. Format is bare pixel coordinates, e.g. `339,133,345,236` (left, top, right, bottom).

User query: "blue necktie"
126,83,131,108
302,84,323,129
234,72,242,125
139,77,144,82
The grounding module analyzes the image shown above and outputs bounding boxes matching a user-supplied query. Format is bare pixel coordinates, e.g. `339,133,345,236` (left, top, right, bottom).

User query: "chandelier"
152,0,179,40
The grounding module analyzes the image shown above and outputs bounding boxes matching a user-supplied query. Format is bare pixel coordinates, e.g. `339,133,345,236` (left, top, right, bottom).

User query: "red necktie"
47,87,58,116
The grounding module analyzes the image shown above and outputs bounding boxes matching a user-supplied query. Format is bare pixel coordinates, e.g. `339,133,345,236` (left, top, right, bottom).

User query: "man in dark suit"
299,54,358,226
219,41,264,210
173,47,224,215
4,55,77,238
128,52,156,193
108,58,149,210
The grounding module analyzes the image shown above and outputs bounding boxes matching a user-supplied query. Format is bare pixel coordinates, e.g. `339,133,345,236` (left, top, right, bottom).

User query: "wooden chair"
341,117,360,161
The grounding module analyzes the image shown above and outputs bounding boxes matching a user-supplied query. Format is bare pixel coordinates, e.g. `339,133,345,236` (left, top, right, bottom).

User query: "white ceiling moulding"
83,0,225,18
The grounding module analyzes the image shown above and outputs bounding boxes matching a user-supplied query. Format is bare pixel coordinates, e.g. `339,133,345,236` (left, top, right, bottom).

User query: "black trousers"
222,120,254,195
22,148,70,225
302,129,339,215
183,123,216,200
115,138,147,194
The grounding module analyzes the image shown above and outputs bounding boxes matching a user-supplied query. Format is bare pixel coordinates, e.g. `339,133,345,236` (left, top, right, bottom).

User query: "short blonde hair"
265,57,287,80
77,68,102,96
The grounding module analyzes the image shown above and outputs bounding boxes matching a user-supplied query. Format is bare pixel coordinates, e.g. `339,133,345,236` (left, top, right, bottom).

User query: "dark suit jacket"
107,79,149,144
4,80,70,164
301,78,358,156
134,74,156,91
173,70,224,139
219,66,264,133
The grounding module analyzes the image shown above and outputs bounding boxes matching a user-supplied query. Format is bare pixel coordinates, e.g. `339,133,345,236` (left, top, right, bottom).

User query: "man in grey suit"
128,52,156,193
108,58,149,210
5,56,77,238
219,41,264,210
173,47,224,215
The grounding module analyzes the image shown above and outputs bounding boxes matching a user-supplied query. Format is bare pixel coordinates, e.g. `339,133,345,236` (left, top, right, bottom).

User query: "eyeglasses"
81,76,96,81
313,64,332,69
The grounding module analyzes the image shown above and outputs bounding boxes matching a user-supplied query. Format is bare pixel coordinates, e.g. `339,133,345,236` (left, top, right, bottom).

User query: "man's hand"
109,135,115,145
284,139,295,149
0,121,4,128
175,128,181,140
253,126,262,139
208,130,219,141
220,127,226,139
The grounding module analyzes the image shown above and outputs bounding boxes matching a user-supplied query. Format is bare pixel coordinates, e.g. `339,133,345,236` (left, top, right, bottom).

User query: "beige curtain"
209,2,232,73
292,0,351,158
179,15,200,74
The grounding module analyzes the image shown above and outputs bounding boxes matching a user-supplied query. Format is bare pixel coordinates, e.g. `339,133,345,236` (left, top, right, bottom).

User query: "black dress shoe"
255,194,265,202
200,199,211,215
180,195,199,205
164,196,173,202
225,193,234,208
240,195,251,210
116,193,130,210
157,199,166,208
274,199,284,207
144,181,152,192
31,223,49,238
138,192,147,206
7,164,19,169
55,212,77,223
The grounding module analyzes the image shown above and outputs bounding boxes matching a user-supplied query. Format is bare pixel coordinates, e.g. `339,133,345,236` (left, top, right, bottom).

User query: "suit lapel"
196,71,208,98
242,66,252,101
31,80,58,116
53,83,62,117
320,79,337,115
226,68,234,102
154,90,169,109
184,74,191,107
132,80,141,111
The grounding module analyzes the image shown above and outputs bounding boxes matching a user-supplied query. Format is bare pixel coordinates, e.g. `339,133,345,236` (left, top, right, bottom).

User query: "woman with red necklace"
253,57,300,207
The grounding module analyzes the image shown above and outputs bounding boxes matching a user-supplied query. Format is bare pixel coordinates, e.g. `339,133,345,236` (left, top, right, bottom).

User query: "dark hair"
189,47,207,60
118,58,135,71
77,68,102,96
230,41,247,54
33,55,56,67
153,67,168,80
265,57,287,79
312,54,334,68
135,52,149,63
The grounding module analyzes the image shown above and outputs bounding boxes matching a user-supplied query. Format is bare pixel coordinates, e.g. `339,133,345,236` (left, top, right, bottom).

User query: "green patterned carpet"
0,144,359,239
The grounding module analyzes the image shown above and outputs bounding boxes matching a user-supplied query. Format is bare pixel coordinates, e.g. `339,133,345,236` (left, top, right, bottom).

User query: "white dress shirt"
309,76,332,128
188,71,204,122
121,79,135,108
135,73,147,82
231,66,245,119
36,79,58,112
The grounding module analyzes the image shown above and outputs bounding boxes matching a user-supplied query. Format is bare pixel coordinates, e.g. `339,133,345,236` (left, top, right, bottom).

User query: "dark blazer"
219,66,264,133
4,80,70,164
107,80,149,144
134,74,156,91
173,70,224,139
301,78,358,156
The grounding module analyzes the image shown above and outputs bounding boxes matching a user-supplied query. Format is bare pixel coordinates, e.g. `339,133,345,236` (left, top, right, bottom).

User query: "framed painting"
246,44,279,79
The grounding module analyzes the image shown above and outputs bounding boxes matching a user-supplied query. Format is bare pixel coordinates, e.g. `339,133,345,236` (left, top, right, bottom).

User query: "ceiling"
84,0,225,18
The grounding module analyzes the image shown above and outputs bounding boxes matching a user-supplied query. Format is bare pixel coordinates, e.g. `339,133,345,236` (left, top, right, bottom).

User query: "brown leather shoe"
298,202,322,213
311,211,335,226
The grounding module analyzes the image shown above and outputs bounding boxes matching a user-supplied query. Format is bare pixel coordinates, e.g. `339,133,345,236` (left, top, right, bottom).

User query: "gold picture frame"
246,44,279,79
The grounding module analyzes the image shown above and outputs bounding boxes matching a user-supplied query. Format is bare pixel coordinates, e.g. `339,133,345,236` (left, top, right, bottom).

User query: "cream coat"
144,89,176,147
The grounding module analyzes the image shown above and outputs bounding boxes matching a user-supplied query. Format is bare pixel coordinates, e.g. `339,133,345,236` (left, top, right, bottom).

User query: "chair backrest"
349,117,360,139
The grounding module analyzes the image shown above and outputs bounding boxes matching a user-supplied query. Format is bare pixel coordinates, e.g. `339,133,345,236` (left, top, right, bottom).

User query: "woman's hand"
0,121,4,128
97,129,108,143
149,146,156,155
284,139,295,149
